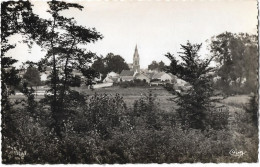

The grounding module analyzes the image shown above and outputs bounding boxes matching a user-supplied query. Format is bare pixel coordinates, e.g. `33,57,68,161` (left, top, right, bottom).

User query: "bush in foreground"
2,91,258,163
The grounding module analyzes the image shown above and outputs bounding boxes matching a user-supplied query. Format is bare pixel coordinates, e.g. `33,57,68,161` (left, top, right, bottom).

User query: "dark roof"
120,70,135,76
152,72,165,79
152,72,176,79
135,73,149,78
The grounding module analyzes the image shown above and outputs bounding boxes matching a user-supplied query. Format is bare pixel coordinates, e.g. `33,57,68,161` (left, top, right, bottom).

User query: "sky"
7,0,258,69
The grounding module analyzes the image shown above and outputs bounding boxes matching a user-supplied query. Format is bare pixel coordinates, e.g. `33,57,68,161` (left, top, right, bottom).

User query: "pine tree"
165,42,218,130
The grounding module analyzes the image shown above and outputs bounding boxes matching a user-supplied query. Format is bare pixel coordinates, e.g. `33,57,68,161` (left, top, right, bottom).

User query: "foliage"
84,93,128,139
23,67,41,87
68,75,81,87
210,32,258,94
104,53,129,74
244,94,258,128
148,60,166,72
3,91,258,163
165,42,226,130
132,91,161,130
92,53,129,77
29,0,103,138
91,56,106,79
206,107,229,130
1,0,40,112
117,79,148,88
1,1,45,163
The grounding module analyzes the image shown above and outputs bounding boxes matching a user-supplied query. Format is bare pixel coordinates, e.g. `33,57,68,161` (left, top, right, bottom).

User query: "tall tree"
92,56,106,77
23,67,41,86
148,61,159,71
1,0,45,163
23,67,41,97
104,53,129,74
148,60,166,72
91,53,129,80
158,61,166,71
243,36,258,93
210,32,258,94
165,42,218,130
35,1,102,138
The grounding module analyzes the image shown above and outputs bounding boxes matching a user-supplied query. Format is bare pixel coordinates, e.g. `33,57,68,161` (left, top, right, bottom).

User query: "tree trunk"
60,38,76,107
49,17,62,140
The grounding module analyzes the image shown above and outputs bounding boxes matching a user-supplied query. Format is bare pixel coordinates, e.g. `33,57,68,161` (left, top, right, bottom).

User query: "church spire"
134,44,139,58
133,44,140,72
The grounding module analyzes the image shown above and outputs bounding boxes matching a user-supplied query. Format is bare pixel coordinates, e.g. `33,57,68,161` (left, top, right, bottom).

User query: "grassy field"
221,95,250,107
10,85,251,113
72,86,251,113
72,86,177,112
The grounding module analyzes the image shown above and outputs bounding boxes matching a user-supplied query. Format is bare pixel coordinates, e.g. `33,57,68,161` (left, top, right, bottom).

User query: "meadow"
72,86,251,113
11,85,250,113
71,86,177,112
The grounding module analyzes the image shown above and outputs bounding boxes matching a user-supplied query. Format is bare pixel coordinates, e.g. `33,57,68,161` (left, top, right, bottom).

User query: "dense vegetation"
3,91,258,163
210,32,258,95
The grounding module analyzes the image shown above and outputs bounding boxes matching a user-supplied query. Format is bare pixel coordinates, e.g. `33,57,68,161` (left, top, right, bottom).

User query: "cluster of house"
103,70,187,87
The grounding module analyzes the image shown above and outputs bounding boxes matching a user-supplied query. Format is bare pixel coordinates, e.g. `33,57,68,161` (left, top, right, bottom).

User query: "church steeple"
133,44,140,72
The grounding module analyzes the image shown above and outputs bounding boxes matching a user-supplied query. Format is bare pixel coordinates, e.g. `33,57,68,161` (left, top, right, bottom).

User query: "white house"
152,72,175,83
103,71,120,83
175,78,187,86
40,73,48,81
107,71,119,78
40,67,52,81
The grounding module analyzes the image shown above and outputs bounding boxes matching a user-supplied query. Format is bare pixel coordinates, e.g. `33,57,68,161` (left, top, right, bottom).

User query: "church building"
128,45,140,73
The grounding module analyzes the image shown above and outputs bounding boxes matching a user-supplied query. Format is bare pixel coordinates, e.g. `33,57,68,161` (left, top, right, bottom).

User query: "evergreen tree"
165,42,218,130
